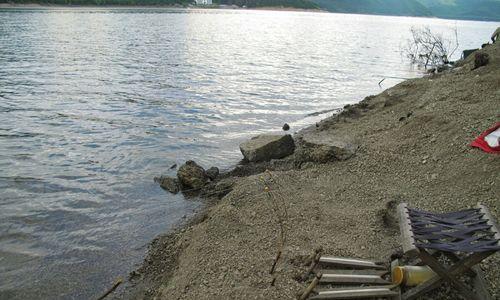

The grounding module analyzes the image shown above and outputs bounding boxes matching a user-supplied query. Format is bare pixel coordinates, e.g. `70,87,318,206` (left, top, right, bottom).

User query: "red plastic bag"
470,122,500,154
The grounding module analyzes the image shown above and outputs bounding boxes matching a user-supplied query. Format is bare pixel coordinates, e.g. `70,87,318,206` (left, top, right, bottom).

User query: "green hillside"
309,0,500,21
311,0,433,16
417,0,500,21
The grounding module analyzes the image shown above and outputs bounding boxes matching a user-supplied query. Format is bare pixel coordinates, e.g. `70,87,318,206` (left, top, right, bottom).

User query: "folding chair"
397,203,500,300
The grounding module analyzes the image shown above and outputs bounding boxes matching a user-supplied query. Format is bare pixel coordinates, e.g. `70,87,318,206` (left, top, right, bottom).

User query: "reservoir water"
0,7,497,299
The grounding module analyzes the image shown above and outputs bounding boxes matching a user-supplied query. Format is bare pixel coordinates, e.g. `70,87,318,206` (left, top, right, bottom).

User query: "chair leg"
401,250,493,300
418,250,480,300
441,251,476,277
471,265,491,300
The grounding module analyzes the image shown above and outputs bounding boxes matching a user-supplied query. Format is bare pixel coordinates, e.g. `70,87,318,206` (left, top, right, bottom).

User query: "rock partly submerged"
154,175,180,194
177,160,208,190
156,163,222,194
205,167,219,181
157,129,357,194
158,128,357,194
239,134,295,162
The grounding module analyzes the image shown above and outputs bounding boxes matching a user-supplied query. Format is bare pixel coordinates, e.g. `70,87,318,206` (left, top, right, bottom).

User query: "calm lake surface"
0,7,497,299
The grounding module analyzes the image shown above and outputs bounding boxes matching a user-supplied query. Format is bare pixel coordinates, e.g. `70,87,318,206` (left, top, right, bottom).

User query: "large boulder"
296,131,358,163
154,175,180,194
239,134,295,163
177,160,208,190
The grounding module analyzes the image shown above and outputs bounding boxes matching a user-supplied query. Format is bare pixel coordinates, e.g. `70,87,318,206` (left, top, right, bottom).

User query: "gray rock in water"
296,131,358,163
282,123,290,131
154,175,180,194
239,134,295,163
206,167,219,181
177,160,208,190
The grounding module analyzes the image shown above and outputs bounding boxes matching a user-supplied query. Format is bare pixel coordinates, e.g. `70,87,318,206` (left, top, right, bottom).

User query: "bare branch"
402,26,459,69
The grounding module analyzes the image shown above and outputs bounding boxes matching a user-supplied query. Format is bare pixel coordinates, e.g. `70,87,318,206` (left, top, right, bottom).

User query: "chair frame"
397,203,499,300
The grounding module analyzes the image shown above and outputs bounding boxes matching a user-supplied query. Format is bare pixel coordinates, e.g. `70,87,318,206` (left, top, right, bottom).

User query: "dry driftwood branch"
304,248,323,266
299,272,322,300
96,277,123,300
270,249,282,274
270,275,277,286
301,251,322,282
261,170,289,277
402,26,458,69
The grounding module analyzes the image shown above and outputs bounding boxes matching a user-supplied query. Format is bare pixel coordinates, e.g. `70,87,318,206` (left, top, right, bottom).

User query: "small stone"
473,52,489,69
129,270,142,279
437,65,450,73
177,160,208,190
206,167,219,180
154,175,180,194
282,123,290,131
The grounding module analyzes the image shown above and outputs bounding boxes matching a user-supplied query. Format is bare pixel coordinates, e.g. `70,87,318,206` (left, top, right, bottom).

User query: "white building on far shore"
195,0,212,5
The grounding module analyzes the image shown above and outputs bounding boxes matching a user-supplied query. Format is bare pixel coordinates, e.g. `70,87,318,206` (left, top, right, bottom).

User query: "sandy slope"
125,42,500,300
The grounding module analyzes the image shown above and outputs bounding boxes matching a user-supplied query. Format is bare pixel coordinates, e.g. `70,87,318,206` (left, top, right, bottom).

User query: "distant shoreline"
0,3,324,12
1,4,498,22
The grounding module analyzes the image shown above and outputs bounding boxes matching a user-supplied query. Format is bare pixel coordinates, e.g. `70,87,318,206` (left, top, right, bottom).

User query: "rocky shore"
122,42,500,300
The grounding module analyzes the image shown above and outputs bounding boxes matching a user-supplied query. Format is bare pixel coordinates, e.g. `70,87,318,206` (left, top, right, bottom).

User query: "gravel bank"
124,42,500,300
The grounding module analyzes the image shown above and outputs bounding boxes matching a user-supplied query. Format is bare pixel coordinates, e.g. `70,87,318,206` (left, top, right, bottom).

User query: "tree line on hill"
1,0,499,21
0,0,317,8
215,0,318,9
